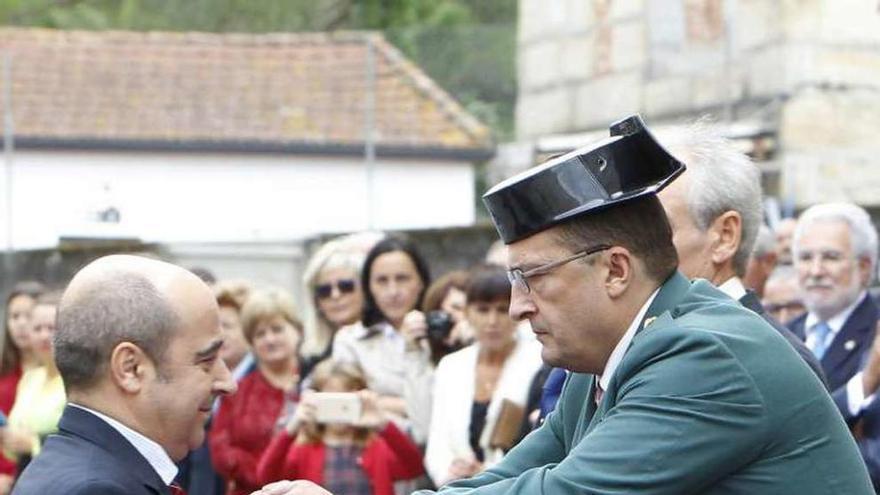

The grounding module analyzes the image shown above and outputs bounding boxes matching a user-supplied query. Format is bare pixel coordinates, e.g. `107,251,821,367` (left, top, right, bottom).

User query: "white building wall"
0,150,475,250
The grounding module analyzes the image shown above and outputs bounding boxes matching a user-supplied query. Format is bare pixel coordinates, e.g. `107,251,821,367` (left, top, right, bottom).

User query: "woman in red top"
209,288,303,495
257,360,424,495
0,281,43,493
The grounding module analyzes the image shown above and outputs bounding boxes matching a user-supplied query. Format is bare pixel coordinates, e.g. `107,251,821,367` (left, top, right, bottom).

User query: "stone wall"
514,0,880,207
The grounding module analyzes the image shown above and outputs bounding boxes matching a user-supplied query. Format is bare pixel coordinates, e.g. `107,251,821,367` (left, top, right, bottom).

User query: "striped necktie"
812,321,832,360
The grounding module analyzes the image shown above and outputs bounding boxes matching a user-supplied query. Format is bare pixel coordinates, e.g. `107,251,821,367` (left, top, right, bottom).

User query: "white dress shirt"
598,288,661,392
70,403,178,485
717,277,747,301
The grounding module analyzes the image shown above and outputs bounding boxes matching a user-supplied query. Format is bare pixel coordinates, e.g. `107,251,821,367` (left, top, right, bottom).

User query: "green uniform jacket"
418,272,873,494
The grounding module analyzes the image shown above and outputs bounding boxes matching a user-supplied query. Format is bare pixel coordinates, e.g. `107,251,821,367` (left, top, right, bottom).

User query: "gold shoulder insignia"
643,316,657,329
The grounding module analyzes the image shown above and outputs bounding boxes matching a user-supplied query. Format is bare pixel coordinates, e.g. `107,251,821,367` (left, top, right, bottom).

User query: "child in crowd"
257,360,424,495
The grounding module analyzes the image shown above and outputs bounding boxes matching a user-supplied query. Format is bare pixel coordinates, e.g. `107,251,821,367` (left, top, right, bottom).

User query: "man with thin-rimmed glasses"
252,116,873,495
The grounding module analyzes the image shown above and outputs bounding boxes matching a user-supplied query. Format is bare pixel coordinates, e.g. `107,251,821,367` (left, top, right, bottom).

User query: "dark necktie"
169,483,187,495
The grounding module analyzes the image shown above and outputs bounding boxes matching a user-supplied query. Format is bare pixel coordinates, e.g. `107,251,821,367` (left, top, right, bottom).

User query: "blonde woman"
210,288,303,495
300,240,368,377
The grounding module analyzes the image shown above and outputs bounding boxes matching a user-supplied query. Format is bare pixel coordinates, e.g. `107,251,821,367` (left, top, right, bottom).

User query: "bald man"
13,255,237,495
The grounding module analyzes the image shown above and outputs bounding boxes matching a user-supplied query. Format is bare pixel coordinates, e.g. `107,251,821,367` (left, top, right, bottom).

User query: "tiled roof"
0,28,492,158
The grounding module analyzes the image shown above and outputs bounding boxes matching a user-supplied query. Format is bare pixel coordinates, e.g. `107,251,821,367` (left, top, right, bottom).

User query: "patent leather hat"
483,115,685,244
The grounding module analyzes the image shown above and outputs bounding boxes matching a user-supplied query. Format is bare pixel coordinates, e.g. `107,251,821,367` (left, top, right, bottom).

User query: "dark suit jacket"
12,405,171,495
796,295,880,492
740,290,829,389
788,294,879,392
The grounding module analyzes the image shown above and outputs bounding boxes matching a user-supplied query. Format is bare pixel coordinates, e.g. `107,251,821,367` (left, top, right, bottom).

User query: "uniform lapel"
583,272,692,433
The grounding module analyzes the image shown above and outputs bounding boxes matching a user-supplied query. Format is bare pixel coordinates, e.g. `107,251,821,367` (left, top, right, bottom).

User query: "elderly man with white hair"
656,123,826,387
788,203,879,393
787,202,880,489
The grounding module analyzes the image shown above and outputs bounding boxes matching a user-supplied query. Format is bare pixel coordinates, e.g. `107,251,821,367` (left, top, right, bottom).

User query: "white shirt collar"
598,288,661,391
805,290,868,335
70,403,178,485
717,277,747,301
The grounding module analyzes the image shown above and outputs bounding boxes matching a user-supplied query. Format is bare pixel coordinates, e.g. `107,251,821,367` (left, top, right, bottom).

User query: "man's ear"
605,247,633,299
709,211,742,266
858,256,873,287
109,342,152,394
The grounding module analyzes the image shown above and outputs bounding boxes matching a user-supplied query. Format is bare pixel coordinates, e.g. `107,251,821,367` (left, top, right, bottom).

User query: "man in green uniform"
253,116,872,495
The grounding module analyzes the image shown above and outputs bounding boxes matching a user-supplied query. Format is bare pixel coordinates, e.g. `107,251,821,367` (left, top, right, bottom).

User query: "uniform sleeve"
415,373,570,494
419,331,768,495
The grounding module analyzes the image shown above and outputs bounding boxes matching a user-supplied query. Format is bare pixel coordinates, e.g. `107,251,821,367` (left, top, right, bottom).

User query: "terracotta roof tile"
0,28,492,154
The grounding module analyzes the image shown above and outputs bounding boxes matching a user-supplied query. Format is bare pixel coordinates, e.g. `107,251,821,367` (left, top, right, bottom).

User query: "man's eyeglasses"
507,244,612,294
765,301,805,313
315,279,357,299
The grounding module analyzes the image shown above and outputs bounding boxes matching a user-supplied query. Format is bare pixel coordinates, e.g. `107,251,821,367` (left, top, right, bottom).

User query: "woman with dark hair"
332,235,434,444
0,281,43,491
422,270,474,364
3,291,65,474
424,265,542,487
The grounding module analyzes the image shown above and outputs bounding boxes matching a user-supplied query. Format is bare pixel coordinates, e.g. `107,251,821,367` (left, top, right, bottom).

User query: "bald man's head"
54,255,208,392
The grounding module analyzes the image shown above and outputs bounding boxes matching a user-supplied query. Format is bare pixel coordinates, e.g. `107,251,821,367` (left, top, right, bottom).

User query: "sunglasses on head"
315,279,357,299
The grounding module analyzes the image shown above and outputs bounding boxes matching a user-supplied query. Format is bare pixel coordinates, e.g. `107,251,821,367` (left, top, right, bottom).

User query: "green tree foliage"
0,0,516,139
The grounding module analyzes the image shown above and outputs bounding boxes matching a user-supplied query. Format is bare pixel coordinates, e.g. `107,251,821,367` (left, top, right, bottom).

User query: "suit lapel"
581,376,601,437
58,405,169,494
739,290,763,314
789,315,807,341
823,296,878,375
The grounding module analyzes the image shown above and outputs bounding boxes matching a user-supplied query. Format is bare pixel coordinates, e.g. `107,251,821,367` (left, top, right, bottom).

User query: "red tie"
169,483,187,495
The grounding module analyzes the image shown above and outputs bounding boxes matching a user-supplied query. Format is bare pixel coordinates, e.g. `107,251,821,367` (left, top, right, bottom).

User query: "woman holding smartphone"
331,236,434,443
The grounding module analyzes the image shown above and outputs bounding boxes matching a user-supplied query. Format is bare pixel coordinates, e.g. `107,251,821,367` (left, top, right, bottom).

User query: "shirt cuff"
847,371,877,416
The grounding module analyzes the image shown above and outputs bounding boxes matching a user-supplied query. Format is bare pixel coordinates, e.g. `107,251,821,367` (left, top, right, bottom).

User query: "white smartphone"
312,392,362,424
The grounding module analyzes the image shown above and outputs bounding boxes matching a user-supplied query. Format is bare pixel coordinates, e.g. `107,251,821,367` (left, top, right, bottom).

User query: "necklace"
474,363,502,401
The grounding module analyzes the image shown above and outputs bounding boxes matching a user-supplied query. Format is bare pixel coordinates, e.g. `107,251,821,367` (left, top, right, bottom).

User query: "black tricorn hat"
483,115,685,244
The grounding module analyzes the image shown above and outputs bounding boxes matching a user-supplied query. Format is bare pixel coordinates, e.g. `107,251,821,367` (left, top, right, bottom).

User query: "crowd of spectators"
4,124,880,494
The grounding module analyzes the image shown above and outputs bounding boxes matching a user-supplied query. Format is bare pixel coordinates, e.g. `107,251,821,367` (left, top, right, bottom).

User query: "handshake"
251,480,332,495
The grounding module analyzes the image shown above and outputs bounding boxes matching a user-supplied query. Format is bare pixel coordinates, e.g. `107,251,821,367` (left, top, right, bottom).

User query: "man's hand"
0,474,13,495
251,480,332,495
863,321,880,397
400,310,428,350
447,456,483,482
0,426,34,455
